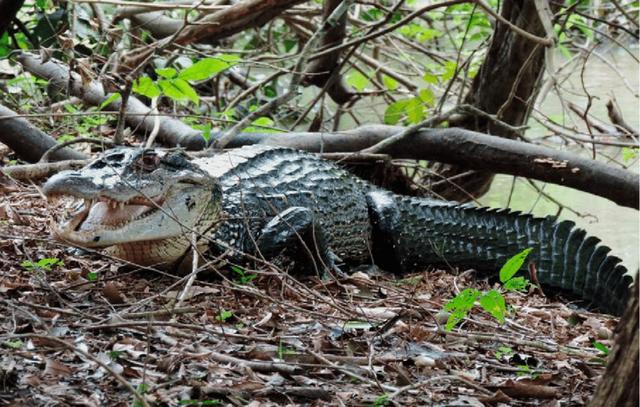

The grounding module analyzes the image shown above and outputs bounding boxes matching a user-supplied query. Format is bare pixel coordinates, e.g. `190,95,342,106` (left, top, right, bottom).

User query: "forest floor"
0,176,619,407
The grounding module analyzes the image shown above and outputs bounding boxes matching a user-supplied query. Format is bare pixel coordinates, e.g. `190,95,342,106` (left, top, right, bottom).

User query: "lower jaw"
105,238,191,268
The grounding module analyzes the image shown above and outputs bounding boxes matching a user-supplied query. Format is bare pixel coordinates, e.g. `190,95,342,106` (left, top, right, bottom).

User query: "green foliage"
499,248,533,284
178,400,221,406
215,309,234,322
231,265,257,284
133,55,239,105
494,345,514,360
516,364,540,379
192,123,213,143
61,104,110,140
132,383,149,407
3,339,24,349
371,393,390,407
346,70,370,92
21,257,64,272
478,289,507,323
109,350,124,360
443,248,533,330
383,88,434,125
444,288,480,331
99,93,121,110
622,147,638,162
242,117,284,133
277,341,297,359
592,341,609,356
86,271,99,282
397,23,441,42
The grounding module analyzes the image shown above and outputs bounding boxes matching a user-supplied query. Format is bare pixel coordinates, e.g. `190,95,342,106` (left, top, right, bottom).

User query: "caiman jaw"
49,194,166,247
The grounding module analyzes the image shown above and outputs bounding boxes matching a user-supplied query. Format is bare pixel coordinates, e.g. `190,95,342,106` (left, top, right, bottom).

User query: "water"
482,50,639,270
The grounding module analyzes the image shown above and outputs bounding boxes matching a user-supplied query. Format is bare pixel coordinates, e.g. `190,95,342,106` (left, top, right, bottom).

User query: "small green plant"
109,350,123,360
4,339,24,349
443,248,532,330
494,345,514,360
86,271,99,281
215,309,233,322
622,147,638,163
277,341,297,359
371,393,390,407
178,400,221,406
21,257,64,272
592,341,610,356
132,383,149,407
516,364,540,379
231,266,257,285
133,55,239,105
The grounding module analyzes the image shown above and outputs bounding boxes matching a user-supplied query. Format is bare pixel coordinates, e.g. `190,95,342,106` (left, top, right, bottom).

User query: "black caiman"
42,145,632,315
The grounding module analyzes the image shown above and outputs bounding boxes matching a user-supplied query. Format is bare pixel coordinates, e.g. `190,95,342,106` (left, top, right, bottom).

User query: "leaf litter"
0,181,619,406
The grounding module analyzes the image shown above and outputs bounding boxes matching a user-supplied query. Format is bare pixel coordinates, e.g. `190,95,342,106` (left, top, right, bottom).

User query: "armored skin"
42,145,632,315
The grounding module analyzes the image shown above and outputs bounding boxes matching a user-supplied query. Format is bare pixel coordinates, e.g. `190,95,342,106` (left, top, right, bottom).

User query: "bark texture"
301,0,353,104
0,105,87,162
431,0,556,201
589,279,639,407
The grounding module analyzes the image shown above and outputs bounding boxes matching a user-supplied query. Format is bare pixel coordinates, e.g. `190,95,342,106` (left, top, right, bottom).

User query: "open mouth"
49,194,165,235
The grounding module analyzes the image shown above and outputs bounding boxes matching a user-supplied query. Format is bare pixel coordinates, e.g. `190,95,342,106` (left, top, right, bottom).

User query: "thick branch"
0,104,87,162
301,0,353,104
175,0,306,46
15,53,206,150
223,125,639,209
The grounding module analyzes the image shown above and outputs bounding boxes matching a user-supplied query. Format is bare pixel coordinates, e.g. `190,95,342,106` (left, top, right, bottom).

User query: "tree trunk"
589,278,639,407
0,0,25,37
430,0,555,201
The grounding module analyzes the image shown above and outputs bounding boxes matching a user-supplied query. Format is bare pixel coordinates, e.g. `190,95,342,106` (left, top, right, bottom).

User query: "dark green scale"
194,146,630,315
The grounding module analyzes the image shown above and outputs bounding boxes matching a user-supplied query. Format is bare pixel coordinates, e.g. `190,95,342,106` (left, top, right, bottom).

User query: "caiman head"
42,147,221,266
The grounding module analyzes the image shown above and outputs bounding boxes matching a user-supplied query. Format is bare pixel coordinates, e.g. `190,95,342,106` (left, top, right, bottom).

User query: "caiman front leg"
255,207,343,277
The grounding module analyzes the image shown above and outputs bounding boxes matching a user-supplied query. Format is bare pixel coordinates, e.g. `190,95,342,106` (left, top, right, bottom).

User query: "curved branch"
0,104,88,162
224,125,639,209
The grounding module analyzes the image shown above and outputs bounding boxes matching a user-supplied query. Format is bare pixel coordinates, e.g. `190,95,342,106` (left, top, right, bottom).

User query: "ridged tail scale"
369,192,631,316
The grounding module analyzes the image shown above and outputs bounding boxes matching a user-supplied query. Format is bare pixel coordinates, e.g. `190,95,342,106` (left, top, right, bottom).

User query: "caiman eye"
136,154,160,171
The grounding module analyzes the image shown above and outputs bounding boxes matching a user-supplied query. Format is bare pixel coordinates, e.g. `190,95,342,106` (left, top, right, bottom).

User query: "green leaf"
178,55,239,81
499,248,533,283
405,97,424,124
442,61,458,82
109,350,123,360
417,88,434,107
4,339,23,349
172,79,199,104
384,99,409,125
423,72,438,85
158,79,188,102
193,123,212,143
445,308,467,331
21,257,64,272
86,271,98,281
216,310,233,322
155,67,177,79
346,70,369,92
382,75,398,91
99,92,121,110
503,276,529,292
133,76,161,99
622,147,638,162
593,341,609,355
445,288,480,312
479,290,507,323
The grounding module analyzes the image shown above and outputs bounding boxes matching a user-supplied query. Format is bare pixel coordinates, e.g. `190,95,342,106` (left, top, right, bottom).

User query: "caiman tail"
367,192,632,315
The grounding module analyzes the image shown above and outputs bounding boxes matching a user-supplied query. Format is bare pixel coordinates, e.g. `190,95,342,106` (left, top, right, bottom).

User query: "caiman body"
42,145,632,315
